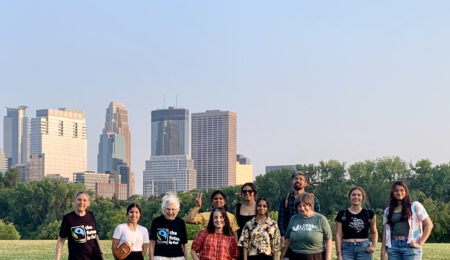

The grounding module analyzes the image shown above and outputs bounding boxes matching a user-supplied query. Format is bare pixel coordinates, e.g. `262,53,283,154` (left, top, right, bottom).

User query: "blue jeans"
387,239,422,260
341,240,373,260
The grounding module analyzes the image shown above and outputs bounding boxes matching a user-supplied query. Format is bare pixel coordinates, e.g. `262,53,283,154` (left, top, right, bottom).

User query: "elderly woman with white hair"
149,193,188,260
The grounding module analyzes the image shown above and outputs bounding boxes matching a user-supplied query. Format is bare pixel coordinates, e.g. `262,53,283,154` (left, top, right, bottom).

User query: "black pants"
248,254,273,260
124,251,144,260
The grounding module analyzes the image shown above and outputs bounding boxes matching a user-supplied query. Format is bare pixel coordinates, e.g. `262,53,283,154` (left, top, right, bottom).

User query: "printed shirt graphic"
71,225,96,243
150,215,187,257
348,217,365,233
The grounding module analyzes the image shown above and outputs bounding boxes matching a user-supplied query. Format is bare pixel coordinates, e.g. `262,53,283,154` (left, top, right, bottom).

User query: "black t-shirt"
59,210,102,260
335,209,375,239
149,215,187,257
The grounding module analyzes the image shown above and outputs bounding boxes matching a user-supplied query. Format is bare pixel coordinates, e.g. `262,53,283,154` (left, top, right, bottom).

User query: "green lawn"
0,240,448,260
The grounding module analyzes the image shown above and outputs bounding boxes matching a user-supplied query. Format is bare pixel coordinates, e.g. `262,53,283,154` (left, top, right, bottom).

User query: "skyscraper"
0,149,8,174
97,102,134,198
143,107,196,197
151,107,189,156
3,106,29,167
28,108,87,181
192,110,237,189
102,102,131,167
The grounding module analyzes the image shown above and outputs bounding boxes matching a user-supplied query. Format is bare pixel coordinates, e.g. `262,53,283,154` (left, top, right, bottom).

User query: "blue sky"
1,1,450,194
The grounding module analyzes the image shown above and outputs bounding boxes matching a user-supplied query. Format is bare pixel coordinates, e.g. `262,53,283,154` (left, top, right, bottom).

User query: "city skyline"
2,2,450,194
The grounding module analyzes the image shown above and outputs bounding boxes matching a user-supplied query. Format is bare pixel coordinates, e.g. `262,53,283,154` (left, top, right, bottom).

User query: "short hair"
127,203,141,214
75,191,90,201
161,192,180,212
241,182,257,196
292,171,308,182
348,186,367,202
294,192,314,210
256,197,270,217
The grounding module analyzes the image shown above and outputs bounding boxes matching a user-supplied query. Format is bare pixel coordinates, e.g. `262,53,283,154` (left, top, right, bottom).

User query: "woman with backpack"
335,187,377,260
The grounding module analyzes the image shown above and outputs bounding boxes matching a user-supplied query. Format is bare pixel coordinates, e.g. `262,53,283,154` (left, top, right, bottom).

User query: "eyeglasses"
242,190,254,194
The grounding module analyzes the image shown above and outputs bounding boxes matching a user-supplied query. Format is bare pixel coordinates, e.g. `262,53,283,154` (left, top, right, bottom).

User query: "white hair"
161,192,180,212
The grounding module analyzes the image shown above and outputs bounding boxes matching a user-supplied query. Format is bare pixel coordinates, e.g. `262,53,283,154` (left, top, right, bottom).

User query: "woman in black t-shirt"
335,187,378,260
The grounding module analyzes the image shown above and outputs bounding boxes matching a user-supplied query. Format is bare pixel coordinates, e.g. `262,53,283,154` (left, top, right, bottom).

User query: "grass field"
0,240,448,260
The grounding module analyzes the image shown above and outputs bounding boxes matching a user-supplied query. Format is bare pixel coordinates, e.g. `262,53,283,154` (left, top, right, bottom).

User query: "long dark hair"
211,190,228,211
387,181,412,225
206,208,232,236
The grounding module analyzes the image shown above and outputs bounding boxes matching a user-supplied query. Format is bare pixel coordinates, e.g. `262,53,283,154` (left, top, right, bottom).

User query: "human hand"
366,246,375,253
195,192,202,208
408,242,422,248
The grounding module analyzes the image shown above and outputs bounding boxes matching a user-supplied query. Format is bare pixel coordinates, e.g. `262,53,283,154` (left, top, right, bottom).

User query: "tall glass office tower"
151,107,189,156
143,107,196,197
3,106,29,167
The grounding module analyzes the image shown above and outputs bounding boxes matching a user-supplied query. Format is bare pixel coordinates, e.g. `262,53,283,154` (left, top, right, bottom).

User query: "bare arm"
368,215,378,253
149,240,155,260
409,217,433,248
111,238,120,260
335,222,343,260
243,247,248,260
142,242,149,257
280,238,290,260
181,243,187,259
380,225,387,260
55,236,66,260
325,238,332,260
191,249,200,260
186,192,202,224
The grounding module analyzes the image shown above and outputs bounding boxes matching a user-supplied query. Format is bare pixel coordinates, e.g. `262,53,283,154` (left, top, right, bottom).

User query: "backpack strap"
284,193,290,208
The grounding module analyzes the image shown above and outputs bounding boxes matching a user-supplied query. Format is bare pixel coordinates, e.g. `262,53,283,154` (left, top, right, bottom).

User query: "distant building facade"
192,110,237,189
265,165,297,173
74,171,127,200
3,106,29,167
0,149,8,174
143,107,196,197
97,102,134,198
236,154,253,185
28,108,87,181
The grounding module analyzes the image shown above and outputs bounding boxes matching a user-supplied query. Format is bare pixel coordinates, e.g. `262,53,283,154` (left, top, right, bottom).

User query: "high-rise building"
28,108,87,181
97,102,134,198
0,149,8,174
192,110,237,189
151,107,189,156
102,102,131,167
265,165,296,173
143,107,196,197
3,106,29,167
236,154,253,185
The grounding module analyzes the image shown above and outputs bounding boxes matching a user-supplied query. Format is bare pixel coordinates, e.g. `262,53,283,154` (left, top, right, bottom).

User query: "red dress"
191,229,239,260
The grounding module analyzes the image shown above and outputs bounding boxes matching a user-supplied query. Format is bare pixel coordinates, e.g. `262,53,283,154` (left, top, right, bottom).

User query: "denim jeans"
386,239,422,260
341,240,373,260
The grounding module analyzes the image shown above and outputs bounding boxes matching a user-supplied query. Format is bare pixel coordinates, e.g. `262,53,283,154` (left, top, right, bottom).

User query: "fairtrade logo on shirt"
71,225,97,243
156,228,180,245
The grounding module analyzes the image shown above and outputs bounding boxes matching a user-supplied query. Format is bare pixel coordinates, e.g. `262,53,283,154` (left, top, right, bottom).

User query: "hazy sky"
1,1,450,194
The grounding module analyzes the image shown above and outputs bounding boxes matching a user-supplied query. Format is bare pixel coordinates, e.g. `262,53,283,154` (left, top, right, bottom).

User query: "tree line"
0,156,448,242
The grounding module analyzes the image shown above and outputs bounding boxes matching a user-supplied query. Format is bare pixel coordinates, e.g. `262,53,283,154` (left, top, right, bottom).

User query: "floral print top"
383,201,429,248
238,217,282,256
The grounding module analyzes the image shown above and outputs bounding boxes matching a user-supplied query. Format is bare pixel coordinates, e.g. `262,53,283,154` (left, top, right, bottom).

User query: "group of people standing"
55,171,433,260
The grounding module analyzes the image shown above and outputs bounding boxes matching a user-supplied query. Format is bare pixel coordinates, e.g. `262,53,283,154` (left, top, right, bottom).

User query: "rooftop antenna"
163,94,165,109
176,94,178,108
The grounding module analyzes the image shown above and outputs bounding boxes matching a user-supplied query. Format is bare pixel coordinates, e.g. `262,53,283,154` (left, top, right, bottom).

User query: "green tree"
0,168,20,189
254,168,292,211
0,219,20,240
38,220,62,239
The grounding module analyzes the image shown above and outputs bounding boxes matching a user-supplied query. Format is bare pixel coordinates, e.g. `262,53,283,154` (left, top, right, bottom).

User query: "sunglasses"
242,190,254,194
